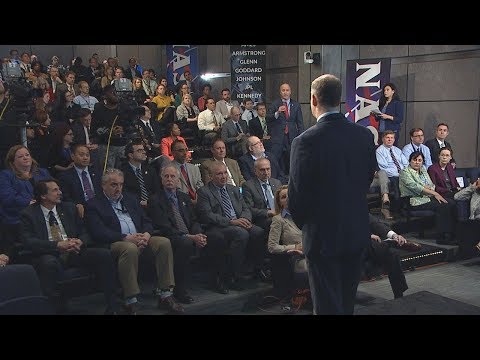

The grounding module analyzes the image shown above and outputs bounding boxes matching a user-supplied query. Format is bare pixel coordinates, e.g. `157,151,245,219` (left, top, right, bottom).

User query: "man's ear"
311,93,318,107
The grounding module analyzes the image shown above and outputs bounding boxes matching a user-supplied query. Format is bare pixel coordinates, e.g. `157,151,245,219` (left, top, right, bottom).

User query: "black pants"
169,236,195,293
457,220,480,259
412,198,456,234
32,248,118,312
366,240,408,298
307,248,366,315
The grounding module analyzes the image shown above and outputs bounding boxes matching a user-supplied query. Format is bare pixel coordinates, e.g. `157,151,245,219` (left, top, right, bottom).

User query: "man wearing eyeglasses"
120,142,161,208
402,128,433,169
85,168,183,314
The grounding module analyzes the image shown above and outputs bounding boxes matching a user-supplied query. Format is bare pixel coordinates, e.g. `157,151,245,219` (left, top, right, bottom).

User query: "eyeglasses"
412,134,424,138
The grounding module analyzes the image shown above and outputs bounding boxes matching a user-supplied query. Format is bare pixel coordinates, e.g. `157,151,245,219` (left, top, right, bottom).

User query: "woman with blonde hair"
268,185,308,297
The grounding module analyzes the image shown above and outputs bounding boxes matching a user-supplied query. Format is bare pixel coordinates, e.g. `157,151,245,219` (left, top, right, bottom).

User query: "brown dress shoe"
158,296,185,314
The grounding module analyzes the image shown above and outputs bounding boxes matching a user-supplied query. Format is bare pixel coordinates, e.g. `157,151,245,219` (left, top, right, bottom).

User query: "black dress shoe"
174,291,194,304
229,277,246,291
214,279,229,294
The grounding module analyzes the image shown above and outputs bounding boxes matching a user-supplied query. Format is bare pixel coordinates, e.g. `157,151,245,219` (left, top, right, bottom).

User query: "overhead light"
200,72,230,80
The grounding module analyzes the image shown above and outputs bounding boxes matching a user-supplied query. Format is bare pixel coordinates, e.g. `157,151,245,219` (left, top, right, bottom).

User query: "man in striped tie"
121,142,161,208
196,161,264,294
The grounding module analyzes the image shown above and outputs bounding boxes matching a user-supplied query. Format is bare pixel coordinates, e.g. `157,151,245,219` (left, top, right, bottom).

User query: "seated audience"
171,140,203,203
47,123,74,177
0,145,51,260
20,179,119,314
85,168,183,314
248,102,272,152
197,98,225,145
402,127,433,169
196,162,264,293
425,123,455,165
161,123,191,161
242,158,282,231
399,151,457,245
454,179,480,258
238,136,287,184
200,138,245,187
175,93,199,141
148,164,207,304
58,144,102,219
120,142,161,208
427,147,460,198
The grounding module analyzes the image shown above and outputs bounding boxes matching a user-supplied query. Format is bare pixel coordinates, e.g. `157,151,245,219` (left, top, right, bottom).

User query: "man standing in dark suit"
238,136,288,184
196,162,264,293
289,74,376,315
58,144,102,219
149,164,207,304
20,179,119,314
242,158,282,231
424,123,455,165
368,214,409,299
85,168,183,314
268,83,304,174
120,142,161,209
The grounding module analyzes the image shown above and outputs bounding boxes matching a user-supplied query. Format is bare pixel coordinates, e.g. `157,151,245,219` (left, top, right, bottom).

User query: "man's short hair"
34,179,59,202
382,130,395,138
311,74,342,108
102,168,123,184
437,123,449,130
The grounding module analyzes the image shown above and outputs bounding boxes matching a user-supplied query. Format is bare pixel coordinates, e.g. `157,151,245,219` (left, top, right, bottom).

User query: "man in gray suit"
172,139,203,204
221,106,249,159
216,88,240,121
196,162,264,293
242,158,282,231
289,74,376,315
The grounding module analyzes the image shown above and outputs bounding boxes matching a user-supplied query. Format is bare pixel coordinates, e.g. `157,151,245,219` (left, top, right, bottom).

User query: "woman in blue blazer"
0,145,51,258
374,82,404,146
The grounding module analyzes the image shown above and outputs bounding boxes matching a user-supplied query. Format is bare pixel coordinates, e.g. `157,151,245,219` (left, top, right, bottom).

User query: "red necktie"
284,101,289,134
180,165,196,200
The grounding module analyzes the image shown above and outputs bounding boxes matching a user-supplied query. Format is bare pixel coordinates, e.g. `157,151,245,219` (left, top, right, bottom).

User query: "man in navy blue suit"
58,144,102,219
268,83,304,174
289,74,376,315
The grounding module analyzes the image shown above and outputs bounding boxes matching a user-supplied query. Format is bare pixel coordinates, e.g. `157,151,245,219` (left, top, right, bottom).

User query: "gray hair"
101,168,124,184
160,162,180,177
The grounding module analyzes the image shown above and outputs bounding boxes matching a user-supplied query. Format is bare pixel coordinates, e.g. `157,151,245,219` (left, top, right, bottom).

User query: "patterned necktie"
135,168,149,202
212,111,218,127
220,187,236,220
235,121,243,134
169,197,189,234
180,165,196,200
283,101,289,134
262,183,274,210
261,118,267,137
390,148,402,174
81,170,95,201
48,211,63,242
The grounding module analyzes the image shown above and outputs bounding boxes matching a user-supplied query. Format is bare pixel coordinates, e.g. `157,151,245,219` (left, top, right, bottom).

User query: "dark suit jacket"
85,192,153,245
58,165,102,206
148,189,202,243
120,162,161,202
238,152,288,184
289,113,376,257
427,162,459,196
20,202,90,255
368,213,390,239
196,182,252,228
71,120,93,145
268,99,304,145
424,138,454,164
124,67,142,80
242,178,282,221
249,116,271,139
374,99,403,133
136,118,163,145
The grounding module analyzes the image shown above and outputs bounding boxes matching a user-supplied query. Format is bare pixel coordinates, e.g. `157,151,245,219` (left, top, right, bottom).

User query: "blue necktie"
262,183,274,210
220,187,236,220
